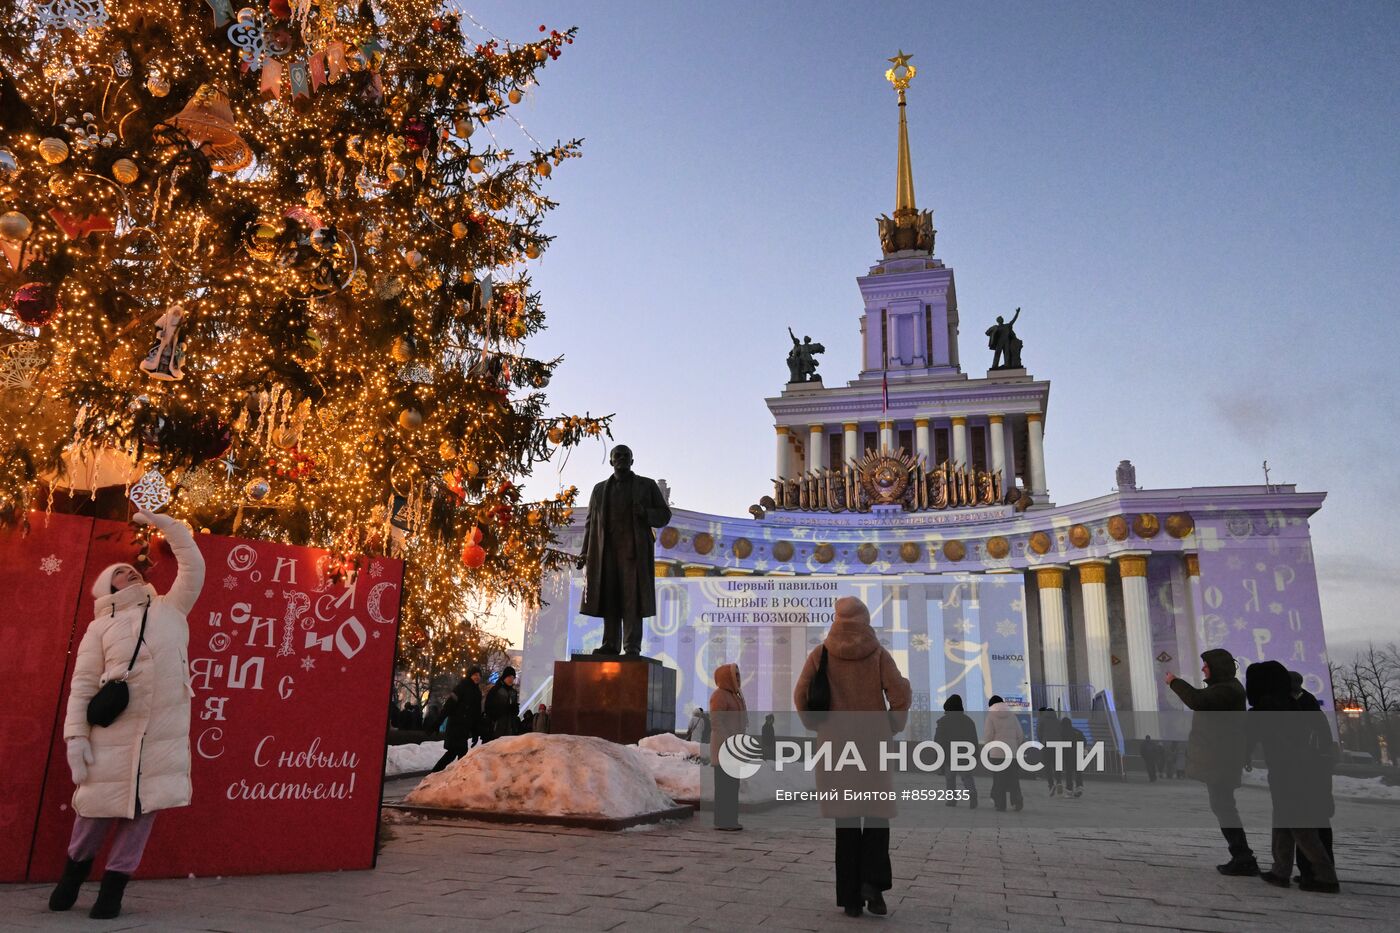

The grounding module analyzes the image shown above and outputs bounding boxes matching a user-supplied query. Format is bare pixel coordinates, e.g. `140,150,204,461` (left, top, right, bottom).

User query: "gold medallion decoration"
1028,531,1052,555
899,541,922,563
693,532,714,555
857,542,879,565
658,526,680,549
814,543,835,564
942,540,966,562
732,537,753,559
1165,513,1195,539
1068,524,1091,548
772,540,794,562
1132,513,1161,538
1106,515,1129,541
985,536,1010,559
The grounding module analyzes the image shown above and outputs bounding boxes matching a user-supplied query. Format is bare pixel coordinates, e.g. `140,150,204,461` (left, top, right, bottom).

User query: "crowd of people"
695,598,1344,919
388,667,553,775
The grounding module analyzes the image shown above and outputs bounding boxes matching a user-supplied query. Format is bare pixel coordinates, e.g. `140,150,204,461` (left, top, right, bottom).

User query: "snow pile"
405,733,677,818
639,732,708,761
635,746,702,801
385,741,444,776
1244,768,1400,801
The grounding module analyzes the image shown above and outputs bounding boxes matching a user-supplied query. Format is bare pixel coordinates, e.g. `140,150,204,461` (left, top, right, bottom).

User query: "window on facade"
971,426,987,471
829,433,844,469
898,429,914,455
863,431,878,456
934,427,951,465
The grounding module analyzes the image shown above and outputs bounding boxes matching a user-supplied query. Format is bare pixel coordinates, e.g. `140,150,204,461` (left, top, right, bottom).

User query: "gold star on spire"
886,50,916,95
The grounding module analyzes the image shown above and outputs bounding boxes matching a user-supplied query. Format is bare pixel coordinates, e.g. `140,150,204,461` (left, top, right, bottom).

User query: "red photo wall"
0,513,402,881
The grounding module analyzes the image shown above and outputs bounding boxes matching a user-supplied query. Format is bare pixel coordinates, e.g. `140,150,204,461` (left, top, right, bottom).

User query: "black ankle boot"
862,883,888,915
89,871,130,920
48,858,93,911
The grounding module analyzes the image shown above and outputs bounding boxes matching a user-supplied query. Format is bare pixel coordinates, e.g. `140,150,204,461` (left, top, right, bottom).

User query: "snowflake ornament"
995,619,1019,638
300,656,316,671
40,554,63,575
223,574,238,590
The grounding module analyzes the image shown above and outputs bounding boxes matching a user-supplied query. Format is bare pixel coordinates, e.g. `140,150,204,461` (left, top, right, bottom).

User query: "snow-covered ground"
405,733,677,819
1243,768,1400,801
385,740,445,776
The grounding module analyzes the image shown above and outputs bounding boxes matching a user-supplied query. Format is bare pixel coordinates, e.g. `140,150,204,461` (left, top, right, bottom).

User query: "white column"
1026,412,1047,498
951,416,968,466
808,424,824,472
1036,567,1069,708
914,417,930,463
1183,554,1203,670
1073,560,1113,697
1118,552,1158,713
775,425,790,479
843,422,859,466
879,419,893,452
989,414,1006,483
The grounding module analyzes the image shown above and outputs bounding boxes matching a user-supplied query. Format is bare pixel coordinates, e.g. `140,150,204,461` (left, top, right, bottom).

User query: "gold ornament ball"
453,117,473,138
48,173,74,197
405,249,424,268
39,137,69,164
387,162,407,183
534,47,547,62
527,509,541,525
0,211,31,242
111,158,139,185
452,221,469,239
398,407,424,430
146,74,171,97
525,243,540,259
506,319,526,339
534,161,551,177
547,425,564,445
459,268,475,283
439,440,457,461
390,336,413,362
469,157,484,174
245,478,271,501
508,89,523,105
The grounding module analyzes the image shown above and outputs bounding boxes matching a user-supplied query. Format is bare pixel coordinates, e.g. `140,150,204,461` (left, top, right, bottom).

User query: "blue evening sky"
457,1,1400,653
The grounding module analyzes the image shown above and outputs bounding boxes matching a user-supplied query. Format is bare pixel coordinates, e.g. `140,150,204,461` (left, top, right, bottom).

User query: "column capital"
951,415,968,426
915,417,930,428
1073,559,1109,585
1026,412,1044,424
681,563,711,578
654,560,678,577
808,423,824,433
989,414,1005,425
1115,551,1151,577
879,419,893,429
1184,553,1200,577
842,422,859,432
721,568,752,576
775,424,789,435
1035,566,1067,589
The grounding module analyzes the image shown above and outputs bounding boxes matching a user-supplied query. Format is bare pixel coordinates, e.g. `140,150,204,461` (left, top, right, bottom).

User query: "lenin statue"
577,445,673,656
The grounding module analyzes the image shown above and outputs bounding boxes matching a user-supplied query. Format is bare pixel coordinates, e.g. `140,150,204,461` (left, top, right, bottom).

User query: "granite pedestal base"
551,656,677,746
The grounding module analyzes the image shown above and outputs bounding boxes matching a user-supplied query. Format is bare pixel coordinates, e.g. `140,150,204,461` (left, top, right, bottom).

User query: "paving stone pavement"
4,777,1397,932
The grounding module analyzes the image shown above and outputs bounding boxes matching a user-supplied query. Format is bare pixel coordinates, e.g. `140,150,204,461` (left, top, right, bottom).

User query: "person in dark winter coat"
1288,672,1334,885
696,709,712,744
761,714,776,760
431,669,485,772
1246,661,1338,893
1059,717,1086,797
794,597,912,918
1166,648,1257,875
1141,735,1162,782
533,704,551,734
483,667,520,742
934,695,979,807
1036,708,1062,795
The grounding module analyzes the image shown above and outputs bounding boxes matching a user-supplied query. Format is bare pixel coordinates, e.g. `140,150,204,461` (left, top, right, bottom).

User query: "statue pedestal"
551,656,677,745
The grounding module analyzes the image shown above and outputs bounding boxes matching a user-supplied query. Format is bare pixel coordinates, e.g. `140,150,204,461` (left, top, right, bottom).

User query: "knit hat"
988,695,1005,706
943,694,964,712
500,666,516,680
91,562,140,599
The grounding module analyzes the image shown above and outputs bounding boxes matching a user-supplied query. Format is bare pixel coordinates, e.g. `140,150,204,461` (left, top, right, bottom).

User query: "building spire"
888,50,917,217
877,52,936,256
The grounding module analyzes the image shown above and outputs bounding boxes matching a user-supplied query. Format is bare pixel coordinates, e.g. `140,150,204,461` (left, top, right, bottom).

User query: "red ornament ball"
12,282,60,327
461,544,486,568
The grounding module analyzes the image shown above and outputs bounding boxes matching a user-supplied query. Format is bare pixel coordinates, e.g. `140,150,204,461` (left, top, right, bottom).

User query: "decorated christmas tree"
0,0,608,673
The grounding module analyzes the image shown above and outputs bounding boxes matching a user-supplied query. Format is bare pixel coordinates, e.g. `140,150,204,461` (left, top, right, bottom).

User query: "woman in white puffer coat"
49,510,204,920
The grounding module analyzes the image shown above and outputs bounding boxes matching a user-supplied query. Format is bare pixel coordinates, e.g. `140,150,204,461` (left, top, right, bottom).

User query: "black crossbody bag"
87,605,149,728
807,646,832,713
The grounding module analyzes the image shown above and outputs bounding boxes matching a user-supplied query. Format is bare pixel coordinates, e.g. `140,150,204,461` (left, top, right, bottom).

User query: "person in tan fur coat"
794,596,912,918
